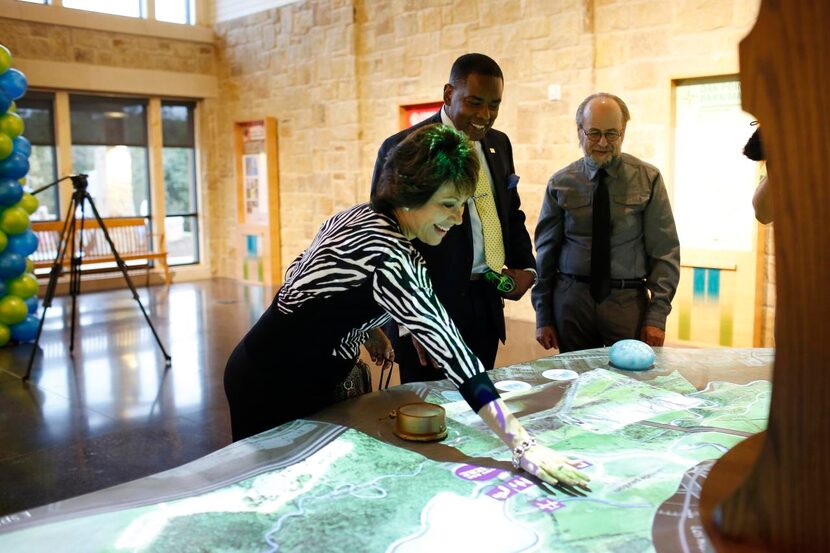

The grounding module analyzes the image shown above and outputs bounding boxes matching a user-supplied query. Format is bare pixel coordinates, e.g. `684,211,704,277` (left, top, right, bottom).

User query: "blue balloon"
0,178,23,206
25,295,38,314
0,251,26,279
0,89,10,115
0,152,28,179
0,69,28,101
10,314,39,342
12,136,30,157
0,280,6,297
6,229,37,256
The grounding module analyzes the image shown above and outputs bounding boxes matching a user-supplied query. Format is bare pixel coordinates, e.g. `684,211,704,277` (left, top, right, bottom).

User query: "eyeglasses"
581,128,622,143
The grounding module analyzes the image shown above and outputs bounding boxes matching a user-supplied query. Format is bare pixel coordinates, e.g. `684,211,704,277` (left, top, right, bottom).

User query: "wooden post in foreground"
701,1,830,550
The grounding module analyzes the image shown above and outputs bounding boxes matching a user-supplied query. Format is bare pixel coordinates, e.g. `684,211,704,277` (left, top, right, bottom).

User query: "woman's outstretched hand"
478,398,591,489
520,444,590,489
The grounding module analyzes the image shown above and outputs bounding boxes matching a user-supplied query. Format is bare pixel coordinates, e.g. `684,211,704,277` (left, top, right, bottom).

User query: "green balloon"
0,113,24,139
0,322,9,347
0,45,10,74
8,273,38,299
0,295,27,325
17,193,38,214
0,229,6,253
0,206,29,235
0,133,12,161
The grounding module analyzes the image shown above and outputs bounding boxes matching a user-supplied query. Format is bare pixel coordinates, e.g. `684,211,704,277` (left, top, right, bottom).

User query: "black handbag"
331,359,372,401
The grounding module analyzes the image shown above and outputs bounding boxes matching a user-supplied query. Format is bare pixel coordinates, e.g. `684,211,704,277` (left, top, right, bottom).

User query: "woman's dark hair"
372,124,479,213
743,126,765,161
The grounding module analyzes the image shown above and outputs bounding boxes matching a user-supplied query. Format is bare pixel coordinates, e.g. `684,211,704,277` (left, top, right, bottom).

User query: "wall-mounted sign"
234,118,281,285
399,101,443,130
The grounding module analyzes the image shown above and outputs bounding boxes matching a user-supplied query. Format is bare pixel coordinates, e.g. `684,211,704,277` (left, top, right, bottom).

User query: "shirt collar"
440,105,455,130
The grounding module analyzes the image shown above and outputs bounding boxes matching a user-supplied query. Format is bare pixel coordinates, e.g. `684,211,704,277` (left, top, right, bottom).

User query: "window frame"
68,93,153,222
15,90,60,222
15,87,207,279
160,99,200,266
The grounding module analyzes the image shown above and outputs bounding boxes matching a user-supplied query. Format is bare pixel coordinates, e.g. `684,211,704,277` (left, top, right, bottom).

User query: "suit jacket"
370,111,535,341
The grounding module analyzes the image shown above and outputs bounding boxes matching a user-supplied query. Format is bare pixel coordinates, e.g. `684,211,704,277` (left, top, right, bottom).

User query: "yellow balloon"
0,45,11,74
0,322,9,347
17,193,38,215
25,257,33,273
0,295,27,325
8,102,16,113
8,273,38,299
0,133,11,160
0,206,30,235
0,113,24,139
0,229,6,253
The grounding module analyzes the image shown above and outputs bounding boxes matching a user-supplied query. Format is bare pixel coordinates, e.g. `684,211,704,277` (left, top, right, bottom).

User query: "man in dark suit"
370,53,536,383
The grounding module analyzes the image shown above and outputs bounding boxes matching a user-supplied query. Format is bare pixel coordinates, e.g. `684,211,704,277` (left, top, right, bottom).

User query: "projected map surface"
0,348,772,552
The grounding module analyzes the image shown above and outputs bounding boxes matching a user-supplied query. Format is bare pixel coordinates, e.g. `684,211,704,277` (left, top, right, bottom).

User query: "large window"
16,91,203,273
156,0,196,24
16,0,197,25
70,95,150,219
161,101,199,265
15,91,59,221
63,0,141,17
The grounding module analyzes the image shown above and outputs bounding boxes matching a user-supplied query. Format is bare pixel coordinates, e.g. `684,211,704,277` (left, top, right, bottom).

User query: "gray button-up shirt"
532,153,680,329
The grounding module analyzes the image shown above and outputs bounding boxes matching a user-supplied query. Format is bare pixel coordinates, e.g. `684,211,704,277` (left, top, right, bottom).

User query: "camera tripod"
24,174,171,381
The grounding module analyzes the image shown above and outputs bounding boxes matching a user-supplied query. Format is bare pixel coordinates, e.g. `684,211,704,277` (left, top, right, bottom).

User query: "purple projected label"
454,465,503,481
486,485,517,501
570,459,593,469
533,498,566,513
505,475,535,492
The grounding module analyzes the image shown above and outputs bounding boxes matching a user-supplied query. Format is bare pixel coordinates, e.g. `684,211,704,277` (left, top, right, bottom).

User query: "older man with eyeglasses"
532,92,680,353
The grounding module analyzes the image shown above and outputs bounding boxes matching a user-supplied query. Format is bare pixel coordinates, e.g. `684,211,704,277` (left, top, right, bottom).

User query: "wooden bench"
31,217,171,287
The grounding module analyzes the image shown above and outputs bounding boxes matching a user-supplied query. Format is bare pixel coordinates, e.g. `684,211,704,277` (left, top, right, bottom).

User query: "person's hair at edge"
743,126,765,161
448,53,503,84
575,92,631,129
372,124,479,214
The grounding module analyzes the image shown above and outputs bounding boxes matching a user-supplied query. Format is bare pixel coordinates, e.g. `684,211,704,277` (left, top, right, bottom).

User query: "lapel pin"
489,147,496,153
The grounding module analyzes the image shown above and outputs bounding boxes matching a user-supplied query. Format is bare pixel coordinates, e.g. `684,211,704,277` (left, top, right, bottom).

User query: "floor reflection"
0,278,272,516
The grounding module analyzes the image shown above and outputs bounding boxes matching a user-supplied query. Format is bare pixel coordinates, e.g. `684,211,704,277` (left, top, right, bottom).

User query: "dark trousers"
552,274,648,353
394,280,500,383
224,342,351,441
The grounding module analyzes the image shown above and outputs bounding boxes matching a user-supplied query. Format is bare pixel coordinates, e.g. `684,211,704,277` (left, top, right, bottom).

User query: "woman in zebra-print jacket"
224,124,589,490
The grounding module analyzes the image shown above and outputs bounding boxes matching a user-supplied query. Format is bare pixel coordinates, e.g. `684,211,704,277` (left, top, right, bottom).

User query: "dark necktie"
591,168,611,303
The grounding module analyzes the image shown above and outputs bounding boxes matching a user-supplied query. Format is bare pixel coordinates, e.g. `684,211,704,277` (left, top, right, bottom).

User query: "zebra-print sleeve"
373,247,500,412
284,250,305,281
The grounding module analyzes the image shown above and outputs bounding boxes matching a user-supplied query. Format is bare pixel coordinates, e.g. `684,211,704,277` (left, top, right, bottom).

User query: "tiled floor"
0,279,275,516
0,278,548,517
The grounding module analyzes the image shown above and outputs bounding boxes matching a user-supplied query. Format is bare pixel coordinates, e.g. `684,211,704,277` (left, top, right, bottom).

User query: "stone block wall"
201,0,771,333
1,0,774,342
0,18,216,73
209,1,361,275
351,0,761,324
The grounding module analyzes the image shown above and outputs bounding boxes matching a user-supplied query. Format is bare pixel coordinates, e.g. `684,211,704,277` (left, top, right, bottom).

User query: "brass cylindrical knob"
393,402,447,442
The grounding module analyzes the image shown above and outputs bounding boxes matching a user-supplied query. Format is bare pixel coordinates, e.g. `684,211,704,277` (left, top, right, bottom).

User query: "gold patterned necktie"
473,161,505,271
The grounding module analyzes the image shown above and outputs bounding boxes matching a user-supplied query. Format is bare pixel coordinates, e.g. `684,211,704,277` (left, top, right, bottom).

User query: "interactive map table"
0,347,772,552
